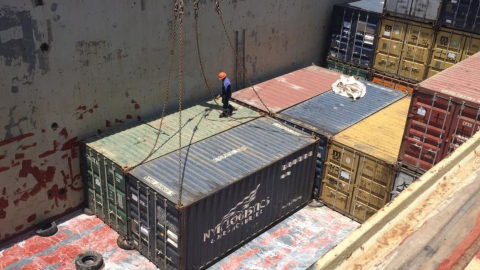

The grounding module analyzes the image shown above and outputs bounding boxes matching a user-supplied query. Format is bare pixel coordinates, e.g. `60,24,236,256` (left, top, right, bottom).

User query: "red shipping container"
232,65,341,113
400,52,480,171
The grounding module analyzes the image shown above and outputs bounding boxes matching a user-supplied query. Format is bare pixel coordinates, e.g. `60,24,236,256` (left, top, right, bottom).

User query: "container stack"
398,52,480,176
326,0,384,80
276,81,406,215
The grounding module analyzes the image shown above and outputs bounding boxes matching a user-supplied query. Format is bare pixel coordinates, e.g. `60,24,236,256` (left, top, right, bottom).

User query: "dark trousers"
222,97,234,113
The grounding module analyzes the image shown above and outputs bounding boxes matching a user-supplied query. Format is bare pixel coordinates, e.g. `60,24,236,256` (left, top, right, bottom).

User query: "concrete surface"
0,0,352,243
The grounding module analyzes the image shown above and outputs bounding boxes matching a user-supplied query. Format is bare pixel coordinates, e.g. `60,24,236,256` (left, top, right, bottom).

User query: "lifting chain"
177,0,185,207
214,0,274,117
125,0,179,172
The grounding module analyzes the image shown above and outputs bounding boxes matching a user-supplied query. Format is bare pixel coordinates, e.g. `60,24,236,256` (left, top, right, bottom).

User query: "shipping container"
277,83,407,199
399,52,480,171
427,28,468,78
370,72,415,93
326,58,370,80
427,29,480,79
374,16,435,82
391,165,424,200
440,0,480,34
127,117,319,270
322,97,411,222
80,101,260,236
328,0,383,68
231,65,341,114
383,0,443,23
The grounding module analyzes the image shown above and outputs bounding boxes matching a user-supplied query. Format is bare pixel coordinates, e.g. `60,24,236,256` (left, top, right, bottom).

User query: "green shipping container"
80,101,260,236
327,59,370,80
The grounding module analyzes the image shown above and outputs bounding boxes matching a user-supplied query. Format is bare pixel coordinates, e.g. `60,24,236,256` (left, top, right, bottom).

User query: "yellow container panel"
321,144,360,213
462,34,480,60
333,97,411,164
373,18,407,75
397,58,428,82
427,29,468,79
374,51,401,75
350,200,378,223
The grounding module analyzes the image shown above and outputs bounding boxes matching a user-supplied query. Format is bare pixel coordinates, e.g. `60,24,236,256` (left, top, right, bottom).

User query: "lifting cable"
125,1,179,172
177,0,185,207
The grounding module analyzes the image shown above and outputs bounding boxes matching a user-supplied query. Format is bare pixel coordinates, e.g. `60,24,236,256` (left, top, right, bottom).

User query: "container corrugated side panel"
130,117,318,269
418,51,480,107
440,0,480,34
371,73,415,93
383,0,442,22
427,28,468,79
231,66,341,113
278,82,407,139
333,97,411,165
462,34,480,60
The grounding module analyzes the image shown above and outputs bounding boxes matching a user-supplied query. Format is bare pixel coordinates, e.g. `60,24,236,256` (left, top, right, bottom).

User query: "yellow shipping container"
427,29,480,79
374,17,435,83
320,97,411,223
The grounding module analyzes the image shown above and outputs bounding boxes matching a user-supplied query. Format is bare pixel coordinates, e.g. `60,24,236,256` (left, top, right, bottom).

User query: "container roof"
84,101,260,167
418,52,480,106
333,97,411,164
232,66,342,113
130,117,317,206
278,82,407,139
339,0,385,14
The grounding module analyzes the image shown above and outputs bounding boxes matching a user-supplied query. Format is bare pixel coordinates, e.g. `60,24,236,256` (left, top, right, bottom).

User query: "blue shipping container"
128,117,319,270
277,82,407,198
328,0,383,68
440,0,480,34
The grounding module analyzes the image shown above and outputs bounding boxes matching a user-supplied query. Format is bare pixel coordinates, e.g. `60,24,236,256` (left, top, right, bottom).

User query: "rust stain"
15,225,23,232
21,143,37,150
47,184,68,207
106,120,111,127
126,115,132,119
137,116,141,121
0,133,34,147
38,141,60,158
0,167,10,173
27,213,36,223
18,160,56,199
59,128,68,138
0,154,5,160
15,153,24,159
437,213,480,270
115,119,124,123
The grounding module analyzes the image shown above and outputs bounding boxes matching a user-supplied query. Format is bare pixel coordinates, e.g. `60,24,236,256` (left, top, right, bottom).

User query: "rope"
125,1,178,172
177,0,185,207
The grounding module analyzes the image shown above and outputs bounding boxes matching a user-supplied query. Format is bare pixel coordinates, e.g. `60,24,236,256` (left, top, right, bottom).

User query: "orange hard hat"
218,72,227,80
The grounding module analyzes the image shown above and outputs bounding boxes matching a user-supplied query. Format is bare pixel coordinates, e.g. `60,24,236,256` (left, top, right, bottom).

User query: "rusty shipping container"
127,117,319,270
231,65,341,114
383,0,443,23
79,101,259,236
440,0,480,34
427,29,480,78
328,0,383,68
374,16,435,82
277,82,406,200
322,97,411,222
400,52,480,171
370,72,415,93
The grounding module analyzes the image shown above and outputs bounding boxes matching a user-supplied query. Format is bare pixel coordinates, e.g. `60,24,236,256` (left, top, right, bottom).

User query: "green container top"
84,100,260,168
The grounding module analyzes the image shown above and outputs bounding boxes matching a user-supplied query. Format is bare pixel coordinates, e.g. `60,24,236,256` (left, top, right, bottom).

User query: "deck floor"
0,205,358,270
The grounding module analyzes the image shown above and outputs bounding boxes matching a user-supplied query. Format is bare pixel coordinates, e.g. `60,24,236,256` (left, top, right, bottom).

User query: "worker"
216,71,234,117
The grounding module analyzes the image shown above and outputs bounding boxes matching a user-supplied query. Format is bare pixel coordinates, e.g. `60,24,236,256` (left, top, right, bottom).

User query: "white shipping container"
383,0,442,22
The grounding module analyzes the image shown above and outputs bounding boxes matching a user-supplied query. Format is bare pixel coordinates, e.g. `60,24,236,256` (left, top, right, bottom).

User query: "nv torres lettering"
203,184,270,244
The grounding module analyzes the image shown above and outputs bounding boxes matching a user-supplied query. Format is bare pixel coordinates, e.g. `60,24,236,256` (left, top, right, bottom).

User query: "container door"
129,179,153,260
391,166,424,200
329,6,356,62
313,135,328,199
400,92,455,171
321,143,359,214
350,156,395,222
351,12,380,68
412,0,441,22
374,18,406,76
462,34,480,60
104,160,128,236
153,194,181,270
427,30,466,79
397,22,434,82
444,103,480,159
84,148,107,220
384,0,412,18
441,0,471,30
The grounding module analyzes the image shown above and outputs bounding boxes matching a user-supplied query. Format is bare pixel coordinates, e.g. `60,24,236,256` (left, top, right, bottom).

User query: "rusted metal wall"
0,0,353,243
